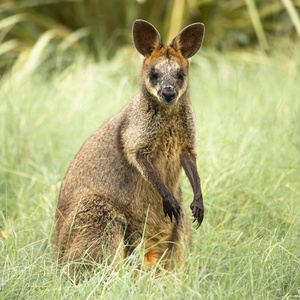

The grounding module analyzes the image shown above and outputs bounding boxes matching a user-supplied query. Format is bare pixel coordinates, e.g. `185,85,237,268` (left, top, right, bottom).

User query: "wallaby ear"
170,23,205,58
133,19,162,57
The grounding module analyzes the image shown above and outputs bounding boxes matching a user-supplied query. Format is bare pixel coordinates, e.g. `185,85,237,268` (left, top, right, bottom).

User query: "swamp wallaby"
55,19,205,272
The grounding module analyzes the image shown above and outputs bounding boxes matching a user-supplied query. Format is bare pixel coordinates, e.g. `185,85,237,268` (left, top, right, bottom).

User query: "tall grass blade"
281,0,300,37
58,27,89,51
16,30,56,77
167,0,185,43
0,14,27,31
0,14,27,43
245,0,269,50
0,39,20,56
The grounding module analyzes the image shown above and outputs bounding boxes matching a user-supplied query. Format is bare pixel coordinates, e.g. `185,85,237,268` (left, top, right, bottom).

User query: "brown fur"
55,19,205,274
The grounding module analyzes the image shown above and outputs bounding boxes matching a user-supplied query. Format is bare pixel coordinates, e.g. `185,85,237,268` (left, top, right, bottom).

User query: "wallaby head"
133,20,204,106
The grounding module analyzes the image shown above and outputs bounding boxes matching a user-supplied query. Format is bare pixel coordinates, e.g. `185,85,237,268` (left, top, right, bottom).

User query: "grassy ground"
0,46,299,299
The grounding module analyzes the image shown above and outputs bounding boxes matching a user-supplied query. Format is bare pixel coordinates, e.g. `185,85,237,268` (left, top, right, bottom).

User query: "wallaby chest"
152,123,183,157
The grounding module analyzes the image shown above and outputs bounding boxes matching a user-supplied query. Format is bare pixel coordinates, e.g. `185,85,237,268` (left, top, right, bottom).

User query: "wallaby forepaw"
163,196,181,223
190,201,204,229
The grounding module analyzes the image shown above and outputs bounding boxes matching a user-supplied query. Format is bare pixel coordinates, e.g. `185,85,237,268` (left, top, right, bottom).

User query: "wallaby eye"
149,70,158,81
177,71,186,80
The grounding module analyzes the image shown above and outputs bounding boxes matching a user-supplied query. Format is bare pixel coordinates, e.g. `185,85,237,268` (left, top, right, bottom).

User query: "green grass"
0,46,299,299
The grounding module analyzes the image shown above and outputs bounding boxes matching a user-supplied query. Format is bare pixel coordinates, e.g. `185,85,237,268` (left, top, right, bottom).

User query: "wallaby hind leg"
56,195,126,274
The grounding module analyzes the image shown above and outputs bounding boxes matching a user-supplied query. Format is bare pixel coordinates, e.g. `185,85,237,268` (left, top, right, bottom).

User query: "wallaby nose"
162,88,176,102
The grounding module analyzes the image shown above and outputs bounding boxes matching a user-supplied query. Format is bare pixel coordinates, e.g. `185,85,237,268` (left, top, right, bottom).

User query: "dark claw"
163,194,181,223
190,201,204,228
174,210,179,224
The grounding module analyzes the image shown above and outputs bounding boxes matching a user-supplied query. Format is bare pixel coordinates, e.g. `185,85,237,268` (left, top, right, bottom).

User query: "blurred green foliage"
0,0,300,74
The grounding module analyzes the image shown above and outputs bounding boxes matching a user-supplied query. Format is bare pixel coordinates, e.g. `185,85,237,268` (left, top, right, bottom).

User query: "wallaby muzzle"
161,87,176,105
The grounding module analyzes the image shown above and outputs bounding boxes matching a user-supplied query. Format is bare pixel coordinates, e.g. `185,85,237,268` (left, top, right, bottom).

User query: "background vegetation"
0,0,300,299
1,0,300,74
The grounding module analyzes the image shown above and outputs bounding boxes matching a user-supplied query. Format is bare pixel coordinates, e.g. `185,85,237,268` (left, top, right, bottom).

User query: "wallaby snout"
161,87,176,104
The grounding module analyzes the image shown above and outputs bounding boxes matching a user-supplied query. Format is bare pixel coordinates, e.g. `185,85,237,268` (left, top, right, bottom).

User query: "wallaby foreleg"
137,153,181,223
180,151,204,228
